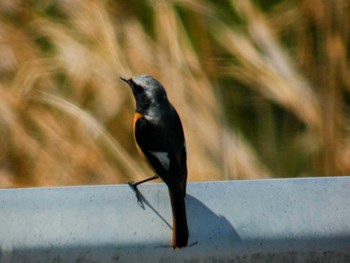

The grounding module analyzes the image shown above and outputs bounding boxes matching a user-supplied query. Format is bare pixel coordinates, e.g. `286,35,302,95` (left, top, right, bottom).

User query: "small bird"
121,75,189,248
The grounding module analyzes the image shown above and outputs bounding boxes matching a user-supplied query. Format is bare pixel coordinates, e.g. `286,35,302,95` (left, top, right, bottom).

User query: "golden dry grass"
0,1,349,187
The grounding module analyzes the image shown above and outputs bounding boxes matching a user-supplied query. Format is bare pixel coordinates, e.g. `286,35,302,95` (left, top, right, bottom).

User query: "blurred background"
0,0,349,187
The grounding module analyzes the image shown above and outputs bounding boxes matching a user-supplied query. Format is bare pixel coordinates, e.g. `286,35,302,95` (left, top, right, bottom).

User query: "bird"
120,74,189,248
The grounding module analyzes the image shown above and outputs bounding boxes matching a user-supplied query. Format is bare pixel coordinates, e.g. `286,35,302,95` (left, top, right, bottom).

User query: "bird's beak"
120,76,131,86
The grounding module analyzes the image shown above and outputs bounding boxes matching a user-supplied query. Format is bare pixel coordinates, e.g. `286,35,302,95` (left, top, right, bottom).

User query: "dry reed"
0,0,349,187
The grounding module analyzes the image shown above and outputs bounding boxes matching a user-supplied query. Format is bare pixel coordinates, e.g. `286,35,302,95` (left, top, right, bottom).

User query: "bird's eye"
134,84,143,92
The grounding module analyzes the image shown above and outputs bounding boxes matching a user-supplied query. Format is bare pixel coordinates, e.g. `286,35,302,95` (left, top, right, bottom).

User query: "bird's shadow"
133,189,173,230
185,194,241,247
130,186,241,247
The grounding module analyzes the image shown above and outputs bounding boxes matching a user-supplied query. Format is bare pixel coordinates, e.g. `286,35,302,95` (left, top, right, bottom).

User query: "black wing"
134,111,187,193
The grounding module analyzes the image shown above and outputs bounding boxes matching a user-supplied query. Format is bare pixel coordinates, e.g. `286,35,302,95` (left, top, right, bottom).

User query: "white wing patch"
149,151,170,170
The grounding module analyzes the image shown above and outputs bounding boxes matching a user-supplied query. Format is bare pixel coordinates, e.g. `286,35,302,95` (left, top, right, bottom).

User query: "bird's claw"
128,181,143,207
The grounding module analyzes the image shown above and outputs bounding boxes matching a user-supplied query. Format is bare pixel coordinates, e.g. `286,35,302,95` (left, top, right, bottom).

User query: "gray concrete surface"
0,177,350,262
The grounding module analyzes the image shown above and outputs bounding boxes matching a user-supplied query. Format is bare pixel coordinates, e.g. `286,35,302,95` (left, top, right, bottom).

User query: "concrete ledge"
1,177,350,262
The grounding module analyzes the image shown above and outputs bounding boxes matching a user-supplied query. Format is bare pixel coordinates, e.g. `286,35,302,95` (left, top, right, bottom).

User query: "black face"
120,75,168,113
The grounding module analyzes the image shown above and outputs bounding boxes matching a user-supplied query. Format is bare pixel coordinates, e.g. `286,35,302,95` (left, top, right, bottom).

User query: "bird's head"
120,75,168,113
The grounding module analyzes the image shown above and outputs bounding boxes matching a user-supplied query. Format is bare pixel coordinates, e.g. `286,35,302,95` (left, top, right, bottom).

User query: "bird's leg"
128,175,159,204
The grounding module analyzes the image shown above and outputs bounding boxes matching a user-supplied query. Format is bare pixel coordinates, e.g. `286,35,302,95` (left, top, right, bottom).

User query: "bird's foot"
128,181,143,206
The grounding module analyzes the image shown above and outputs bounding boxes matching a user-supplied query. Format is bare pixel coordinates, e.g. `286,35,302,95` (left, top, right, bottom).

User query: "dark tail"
168,184,189,248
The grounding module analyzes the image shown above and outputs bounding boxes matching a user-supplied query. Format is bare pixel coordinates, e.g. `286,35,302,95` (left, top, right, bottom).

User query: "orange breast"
133,112,143,152
133,112,142,132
